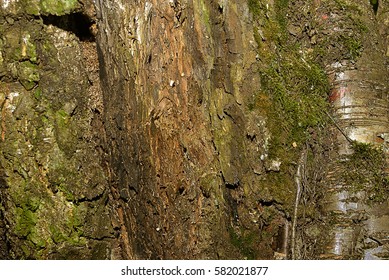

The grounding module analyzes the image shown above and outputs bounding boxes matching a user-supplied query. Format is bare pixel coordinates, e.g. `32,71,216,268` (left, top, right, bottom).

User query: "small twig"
325,111,353,143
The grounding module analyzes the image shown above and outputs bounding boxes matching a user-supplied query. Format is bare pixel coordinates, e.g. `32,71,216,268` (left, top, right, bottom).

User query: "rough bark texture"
0,0,388,260
96,0,268,259
0,0,117,259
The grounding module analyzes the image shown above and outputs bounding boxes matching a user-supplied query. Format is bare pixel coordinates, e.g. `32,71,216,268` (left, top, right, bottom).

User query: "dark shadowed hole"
225,182,239,189
178,186,185,195
258,199,275,206
42,12,95,42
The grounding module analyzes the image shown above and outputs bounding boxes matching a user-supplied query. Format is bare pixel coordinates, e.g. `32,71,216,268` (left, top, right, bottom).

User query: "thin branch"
325,111,353,143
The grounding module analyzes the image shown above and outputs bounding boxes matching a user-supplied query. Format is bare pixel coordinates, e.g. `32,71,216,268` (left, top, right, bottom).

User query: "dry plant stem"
291,148,306,259
282,219,289,257
1,94,9,141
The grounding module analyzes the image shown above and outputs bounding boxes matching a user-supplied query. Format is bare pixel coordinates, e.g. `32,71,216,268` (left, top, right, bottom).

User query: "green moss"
274,0,289,36
259,53,329,163
340,35,363,60
334,0,363,14
49,205,86,245
263,172,295,205
246,0,331,228
7,0,80,16
57,184,76,201
40,0,80,16
67,205,86,232
311,0,367,63
248,0,262,16
21,244,32,257
25,196,41,212
15,207,37,237
248,0,330,160
18,61,40,90
23,34,38,63
54,109,77,156
55,109,70,128
22,0,41,16
49,225,67,244
229,227,258,259
344,141,389,203
199,173,219,198
28,228,47,248
33,87,42,100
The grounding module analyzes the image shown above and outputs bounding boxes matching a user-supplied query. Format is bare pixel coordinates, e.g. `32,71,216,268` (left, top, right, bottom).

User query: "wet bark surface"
0,0,388,259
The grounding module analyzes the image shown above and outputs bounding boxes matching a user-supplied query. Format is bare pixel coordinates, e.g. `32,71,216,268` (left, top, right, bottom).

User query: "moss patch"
229,226,258,259
15,207,37,237
344,141,389,203
247,0,330,213
40,0,81,16
17,61,40,90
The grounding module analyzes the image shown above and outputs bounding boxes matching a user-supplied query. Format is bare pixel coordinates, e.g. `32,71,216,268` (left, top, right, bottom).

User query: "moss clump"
57,183,76,201
274,0,289,36
246,0,332,232
15,207,37,237
22,33,38,63
40,0,80,16
344,141,389,203
199,173,220,198
49,224,67,244
229,227,258,259
248,0,261,15
340,35,363,60
333,0,363,14
28,228,47,248
21,0,41,16
260,54,329,155
310,0,367,63
17,61,40,90
249,0,330,160
33,87,42,100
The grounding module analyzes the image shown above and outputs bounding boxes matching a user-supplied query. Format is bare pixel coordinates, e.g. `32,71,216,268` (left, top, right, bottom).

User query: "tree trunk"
1,0,388,260
311,0,389,259
95,0,268,259
0,0,117,259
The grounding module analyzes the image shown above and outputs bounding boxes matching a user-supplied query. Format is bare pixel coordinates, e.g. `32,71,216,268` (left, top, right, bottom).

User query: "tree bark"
1,0,388,260
0,0,117,259
95,0,268,259
313,0,389,259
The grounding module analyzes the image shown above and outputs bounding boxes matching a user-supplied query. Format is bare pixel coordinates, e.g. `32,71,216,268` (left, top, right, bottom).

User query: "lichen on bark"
0,0,115,259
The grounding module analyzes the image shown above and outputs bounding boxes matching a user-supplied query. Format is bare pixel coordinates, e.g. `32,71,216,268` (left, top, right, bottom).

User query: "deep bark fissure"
42,12,96,42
